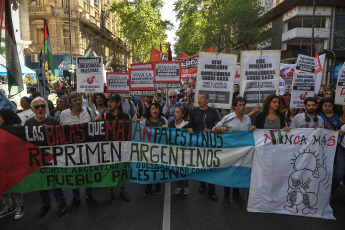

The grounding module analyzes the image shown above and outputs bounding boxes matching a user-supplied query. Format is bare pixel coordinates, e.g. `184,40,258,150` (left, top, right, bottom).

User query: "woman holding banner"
0,109,25,220
255,94,289,130
140,103,168,196
167,106,192,195
318,98,342,131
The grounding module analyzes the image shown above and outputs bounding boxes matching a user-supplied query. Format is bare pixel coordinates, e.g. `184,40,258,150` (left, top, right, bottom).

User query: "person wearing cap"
153,90,165,108
24,97,67,218
95,94,131,204
0,109,25,220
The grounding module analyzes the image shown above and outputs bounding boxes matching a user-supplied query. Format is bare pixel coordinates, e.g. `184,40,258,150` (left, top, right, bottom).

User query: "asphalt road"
1,181,345,230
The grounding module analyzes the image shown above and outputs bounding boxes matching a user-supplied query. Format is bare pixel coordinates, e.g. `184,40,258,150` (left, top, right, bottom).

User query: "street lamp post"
324,49,336,86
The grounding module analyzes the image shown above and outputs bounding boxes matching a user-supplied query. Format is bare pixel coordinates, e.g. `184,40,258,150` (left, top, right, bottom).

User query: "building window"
63,29,69,45
37,28,44,45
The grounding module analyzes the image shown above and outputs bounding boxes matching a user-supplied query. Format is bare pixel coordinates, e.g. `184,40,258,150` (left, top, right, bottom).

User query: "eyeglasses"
169,96,176,98
34,104,46,109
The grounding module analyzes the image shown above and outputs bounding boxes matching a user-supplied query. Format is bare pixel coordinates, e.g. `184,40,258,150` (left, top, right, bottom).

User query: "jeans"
331,146,345,196
224,187,240,197
40,189,66,206
0,193,23,207
72,188,93,200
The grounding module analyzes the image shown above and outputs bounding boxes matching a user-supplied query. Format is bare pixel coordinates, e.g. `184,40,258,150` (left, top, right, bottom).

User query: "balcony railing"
282,27,330,42
29,5,55,14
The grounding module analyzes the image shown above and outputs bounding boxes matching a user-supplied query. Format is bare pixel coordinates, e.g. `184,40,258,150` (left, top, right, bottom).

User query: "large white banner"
290,73,316,108
335,67,345,105
240,50,280,106
248,129,337,220
76,57,104,93
195,52,236,109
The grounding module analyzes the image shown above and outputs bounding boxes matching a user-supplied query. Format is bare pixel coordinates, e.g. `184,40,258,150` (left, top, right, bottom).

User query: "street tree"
174,0,273,55
109,0,173,62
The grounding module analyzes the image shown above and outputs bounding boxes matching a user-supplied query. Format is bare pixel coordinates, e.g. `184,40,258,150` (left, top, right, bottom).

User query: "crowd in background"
1,80,345,221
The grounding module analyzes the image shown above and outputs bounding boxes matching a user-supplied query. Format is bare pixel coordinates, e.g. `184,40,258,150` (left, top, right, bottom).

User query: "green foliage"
110,0,173,62
174,0,273,55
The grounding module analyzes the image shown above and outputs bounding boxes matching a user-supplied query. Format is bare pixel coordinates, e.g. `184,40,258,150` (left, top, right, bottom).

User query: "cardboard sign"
335,67,345,105
240,51,280,106
195,52,236,109
154,61,181,83
290,73,316,108
296,54,317,73
130,62,153,70
76,57,104,93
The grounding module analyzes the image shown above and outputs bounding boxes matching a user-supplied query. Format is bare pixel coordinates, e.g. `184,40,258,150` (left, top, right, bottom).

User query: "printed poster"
76,57,104,93
290,73,316,108
335,67,345,105
106,72,130,97
195,52,236,109
240,50,280,106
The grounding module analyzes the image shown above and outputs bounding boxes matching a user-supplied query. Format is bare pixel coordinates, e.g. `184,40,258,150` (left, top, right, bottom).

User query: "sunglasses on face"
156,94,162,96
169,96,176,98
34,104,46,109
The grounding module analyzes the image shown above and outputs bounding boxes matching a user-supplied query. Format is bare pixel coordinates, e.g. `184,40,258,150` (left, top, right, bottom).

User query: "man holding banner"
213,97,254,206
189,93,220,201
290,97,323,129
24,97,67,218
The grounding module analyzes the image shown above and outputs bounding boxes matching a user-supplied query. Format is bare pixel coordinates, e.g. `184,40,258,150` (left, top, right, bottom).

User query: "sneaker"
86,196,99,207
144,186,152,196
208,190,218,202
155,184,162,195
57,204,67,217
14,206,25,220
119,190,131,201
67,198,80,212
175,187,183,195
183,187,190,195
105,193,114,205
36,206,50,218
222,196,231,207
0,205,16,219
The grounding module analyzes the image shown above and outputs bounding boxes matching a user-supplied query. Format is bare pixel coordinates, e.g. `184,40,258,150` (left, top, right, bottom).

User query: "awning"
0,64,36,76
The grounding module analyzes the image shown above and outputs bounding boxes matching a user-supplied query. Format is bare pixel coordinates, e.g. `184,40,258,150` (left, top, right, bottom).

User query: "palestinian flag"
269,130,283,145
44,19,55,76
84,46,94,58
4,0,23,97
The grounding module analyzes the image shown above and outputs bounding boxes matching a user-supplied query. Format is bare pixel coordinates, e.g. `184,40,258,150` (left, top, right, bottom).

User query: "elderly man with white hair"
163,90,180,122
24,97,67,218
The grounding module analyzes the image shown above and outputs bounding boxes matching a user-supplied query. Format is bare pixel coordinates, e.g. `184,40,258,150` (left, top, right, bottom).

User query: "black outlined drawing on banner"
284,149,328,215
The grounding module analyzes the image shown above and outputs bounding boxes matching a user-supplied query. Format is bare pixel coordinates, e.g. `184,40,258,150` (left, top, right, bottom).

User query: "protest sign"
315,54,325,94
280,63,296,94
106,72,130,98
153,61,181,88
76,57,103,93
195,52,236,109
130,62,153,70
240,50,280,106
0,90,17,111
235,63,240,84
296,54,318,73
335,67,345,105
129,69,156,96
248,128,337,220
290,73,316,108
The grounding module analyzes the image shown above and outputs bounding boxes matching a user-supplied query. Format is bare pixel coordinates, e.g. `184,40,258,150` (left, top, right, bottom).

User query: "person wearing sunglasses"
163,91,180,122
153,90,166,108
255,94,289,130
24,97,67,218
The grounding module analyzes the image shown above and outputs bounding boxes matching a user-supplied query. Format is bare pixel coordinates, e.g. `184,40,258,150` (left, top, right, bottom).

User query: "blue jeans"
40,189,66,206
72,188,93,200
331,146,345,196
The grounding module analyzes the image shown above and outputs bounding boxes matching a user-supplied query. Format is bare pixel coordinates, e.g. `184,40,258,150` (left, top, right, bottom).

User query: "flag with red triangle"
315,52,322,74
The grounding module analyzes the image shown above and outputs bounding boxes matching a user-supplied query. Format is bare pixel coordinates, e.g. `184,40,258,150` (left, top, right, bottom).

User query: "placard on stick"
106,72,130,98
290,72,316,108
240,50,280,106
194,52,236,109
129,69,156,96
76,57,104,93
335,67,345,105
296,54,317,73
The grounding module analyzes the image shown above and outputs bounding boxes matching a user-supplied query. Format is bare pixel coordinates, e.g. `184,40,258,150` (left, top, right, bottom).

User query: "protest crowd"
1,78,345,221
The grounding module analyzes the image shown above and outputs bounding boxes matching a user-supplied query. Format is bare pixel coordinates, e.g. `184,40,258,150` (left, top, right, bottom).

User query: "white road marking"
162,182,171,230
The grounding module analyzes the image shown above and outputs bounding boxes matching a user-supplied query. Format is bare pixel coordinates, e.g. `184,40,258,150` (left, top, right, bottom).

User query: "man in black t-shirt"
189,93,220,202
24,97,67,218
96,94,131,204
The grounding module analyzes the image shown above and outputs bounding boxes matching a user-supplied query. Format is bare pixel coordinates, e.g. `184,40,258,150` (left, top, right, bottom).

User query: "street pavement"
1,180,345,230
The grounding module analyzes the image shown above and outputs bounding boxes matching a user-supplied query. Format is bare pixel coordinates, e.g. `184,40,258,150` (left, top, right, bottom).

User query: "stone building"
25,0,130,80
